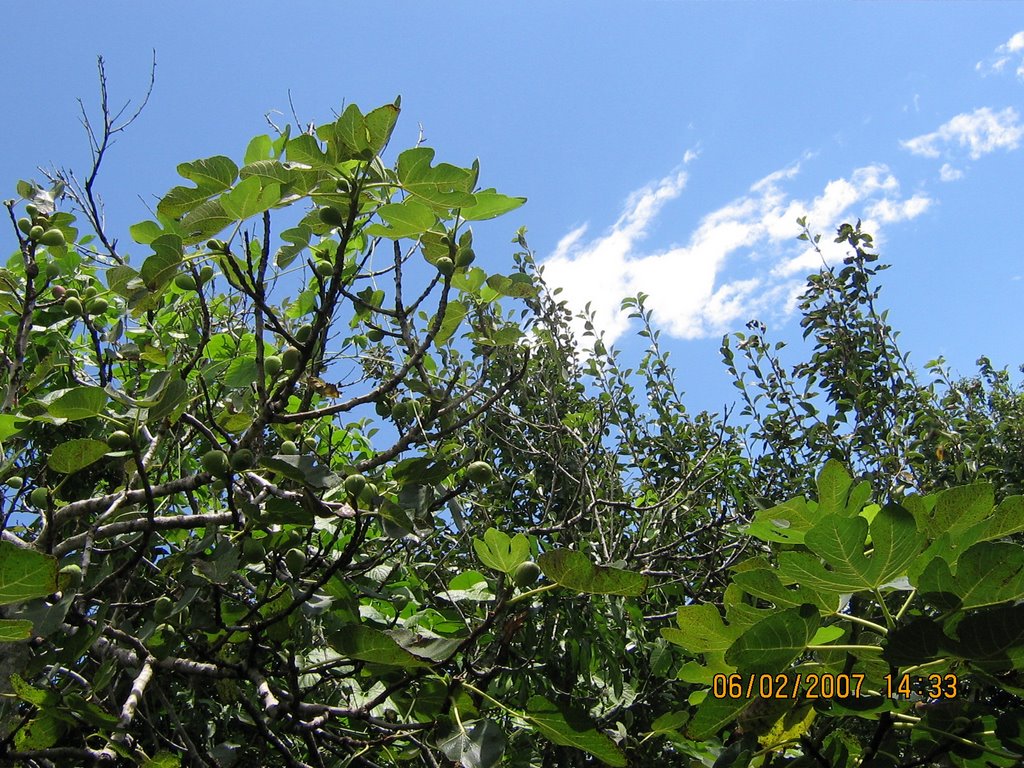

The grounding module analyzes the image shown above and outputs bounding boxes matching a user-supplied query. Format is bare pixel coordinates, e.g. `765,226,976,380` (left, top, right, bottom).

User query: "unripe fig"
319,206,346,228
64,288,79,300
83,286,98,299
198,265,215,283
174,273,197,291
52,285,66,299
295,324,313,343
242,536,265,563
6,475,24,489
344,473,368,499
367,328,385,342
282,529,303,549
281,346,301,370
60,564,83,588
154,596,174,621
455,247,476,268
28,225,44,241
17,217,32,235
513,561,542,589
285,547,307,575
207,239,226,252
63,297,83,316
25,204,38,218
29,487,49,508
436,257,455,277
45,262,62,279
87,297,109,315
279,440,299,456
466,461,494,484
107,430,133,450
314,260,334,277
39,228,65,247
201,449,231,477
230,449,255,471
264,355,282,377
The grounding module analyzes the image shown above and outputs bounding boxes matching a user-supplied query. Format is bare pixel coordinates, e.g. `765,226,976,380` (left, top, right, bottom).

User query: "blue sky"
3,3,1023,413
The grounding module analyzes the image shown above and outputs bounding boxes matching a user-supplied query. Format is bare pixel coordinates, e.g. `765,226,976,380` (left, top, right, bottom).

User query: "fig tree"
17,217,32,234
367,328,385,342
174,273,197,291
455,246,476,268
295,323,313,343
5,475,24,489
154,596,174,621
436,257,455,277
29,487,49,508
199,265,215,283
230,449,255,471
513,561,542,589
63,297,83,316
28,225,44,241
280,440,299,456
87,297,109,315
285,547,307,575
314,260,334,277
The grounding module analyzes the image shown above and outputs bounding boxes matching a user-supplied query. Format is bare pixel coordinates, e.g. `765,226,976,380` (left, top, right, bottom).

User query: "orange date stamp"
712,672,960,700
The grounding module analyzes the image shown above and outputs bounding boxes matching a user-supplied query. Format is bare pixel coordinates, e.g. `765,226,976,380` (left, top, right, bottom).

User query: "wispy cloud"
939,163,963,182
976,31,1024,79
540,162,931,345
901,107,1024,160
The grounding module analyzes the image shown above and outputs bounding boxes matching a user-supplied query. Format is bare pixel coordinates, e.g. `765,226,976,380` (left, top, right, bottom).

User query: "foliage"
1,71,1023,768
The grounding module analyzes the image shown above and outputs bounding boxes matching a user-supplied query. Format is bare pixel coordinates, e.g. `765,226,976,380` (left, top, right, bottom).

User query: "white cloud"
978,31,1024,78
901,107,1024,160
540,162,931,345
939,163,963,182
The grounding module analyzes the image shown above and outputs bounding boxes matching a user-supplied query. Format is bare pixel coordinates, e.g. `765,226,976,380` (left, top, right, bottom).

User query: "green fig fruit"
83,285,98,299
25,204,38,218
264,355,282,377
28,225,44,241
513,561,542,589
207,239,226,252
242,536,265,564
64,288,79,300
199,265,215,283
319,206,346,228
466,461,494,484
154,596,174,621
39,228,66,247
314,260,334,277
295,324,313,343
436,257,455,277
285,547,307,575
51,285,66,299
344,473,368,499
17,217,32,235
280,440,299,456
455,247,476,268
107,430,133,450
29,487,49,508
367,328,385,342
230,449,255,471
282,346,301,370
87,297,109,315
60,564,83,588
63,297,83,316
6,475,24,489
174,273,197,291
201,449,231,477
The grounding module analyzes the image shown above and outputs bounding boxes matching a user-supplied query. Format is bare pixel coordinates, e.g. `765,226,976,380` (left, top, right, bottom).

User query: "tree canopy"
2,82,1024,767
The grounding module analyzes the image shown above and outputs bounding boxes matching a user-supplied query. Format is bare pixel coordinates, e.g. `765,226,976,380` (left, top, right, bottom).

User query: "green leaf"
484,273,538,299
725,604,820,674
661,602,740,654
472,528,530,574
147,375,189,424
537,550,647,596
433,300,468,346
176,155,238,192
243,134,274,165
436,718,505,768
140,234,184,290
397,147,476,209
365,200,437,239
48,439,110,474
744,497,818,545
327,624,429,668
14,712,61,751
950,604,1024,672
0,414,26,440
918,542,1024,610
970,496,1024,542
0,542,58,606
460,189,526,221
286,134,329,168
777,506,924,594
258,455,339,489
130,220,163,244
142,752,182,768
816,460,852,516
731,559,837,612
685,695,751,741
365,101,401,153
0,618,33,643
331,103,373,160
220,176,271,219
525,696,626,767
934,483,995,536
223,356,259,389
47,386,107,421
179,199,233,245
